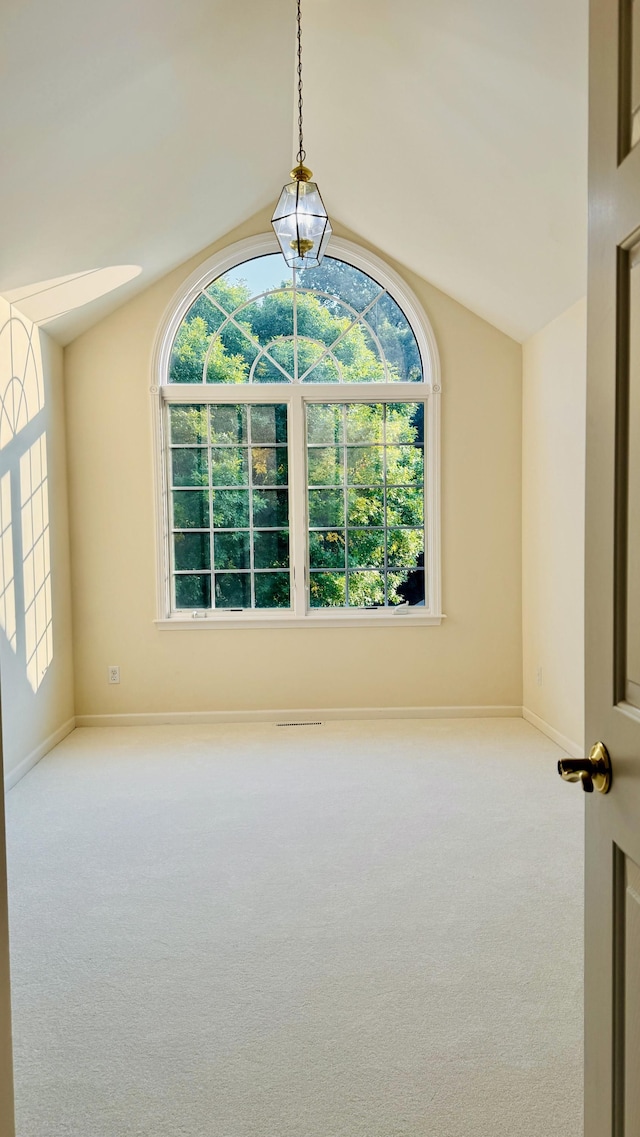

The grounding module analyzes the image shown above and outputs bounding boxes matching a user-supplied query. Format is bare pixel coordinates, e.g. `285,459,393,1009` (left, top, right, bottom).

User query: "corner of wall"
522,297,586,756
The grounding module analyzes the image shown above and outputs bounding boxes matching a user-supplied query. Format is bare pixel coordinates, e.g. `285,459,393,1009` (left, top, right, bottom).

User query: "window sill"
155,612,444,631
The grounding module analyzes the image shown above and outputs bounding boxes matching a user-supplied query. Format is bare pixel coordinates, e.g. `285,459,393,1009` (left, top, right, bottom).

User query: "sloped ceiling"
0,0,587,344
304,0,588,341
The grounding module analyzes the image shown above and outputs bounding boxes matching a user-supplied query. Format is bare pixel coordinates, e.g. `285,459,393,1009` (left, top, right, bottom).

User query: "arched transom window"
154,236,441,627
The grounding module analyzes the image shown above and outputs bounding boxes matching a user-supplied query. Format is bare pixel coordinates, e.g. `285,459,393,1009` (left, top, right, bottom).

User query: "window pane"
245,289,294,348
347,488,384,526
345,403,384,443
214,532,250,570
251,447,288,486
212,490,250,529
175,573,211,609
306,404,343,445
333,323,385,383
306,402,426,609
309,531,345,569
347,529,384,568
388,569,425,606
310,572,346,607
386,487,423,526
173,491,209,529
210,405,247,444
206,326,256,385
174,533,210,571
296,339,328,378
169,297,225,384
365,292,422,382
171,448,208,487
253,490,289,528
170,405,208,444
265,340,295,380
387,528,424,568
348,571,385,607
168,401,290,612
299,257,382,312
215,573,251,608
250,404,287,444
296,293,353,347
255,572,290,608
210,448,249,486
386,446,423,485
253,530,289,569
205,258,292,313
204,334,254,385
308,447,344,486
387,403,423,445
308,489,344,528
346,447,383,485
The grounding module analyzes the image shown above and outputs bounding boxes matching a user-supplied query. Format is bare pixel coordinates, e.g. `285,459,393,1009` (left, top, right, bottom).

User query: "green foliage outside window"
168,255,422,386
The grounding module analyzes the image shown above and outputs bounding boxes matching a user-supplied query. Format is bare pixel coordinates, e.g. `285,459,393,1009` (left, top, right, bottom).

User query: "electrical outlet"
536,665,543,687
108,665,120,685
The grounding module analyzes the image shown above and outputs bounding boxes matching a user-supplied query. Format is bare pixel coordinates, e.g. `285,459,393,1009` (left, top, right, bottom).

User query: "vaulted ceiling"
0,0,587,343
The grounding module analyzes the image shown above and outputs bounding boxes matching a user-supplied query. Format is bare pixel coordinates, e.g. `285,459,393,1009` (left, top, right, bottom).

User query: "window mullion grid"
342,405,349,607
302,394,427,611
290,391,307,616
174,392,430,617
382,403,388,605
165,404,176,612
423,396,432,612
201,292,292,386
208,403,215,608
297,292,382,383
247,407,255,609
167,400,181,613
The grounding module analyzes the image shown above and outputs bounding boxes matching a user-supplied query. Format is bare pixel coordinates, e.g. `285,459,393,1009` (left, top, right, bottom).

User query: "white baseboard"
0,708,580,785
522,707,584,758
4,716,76,791
75,705,522,728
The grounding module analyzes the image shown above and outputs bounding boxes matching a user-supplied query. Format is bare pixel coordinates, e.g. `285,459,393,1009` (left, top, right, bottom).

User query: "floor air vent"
276,721,323,727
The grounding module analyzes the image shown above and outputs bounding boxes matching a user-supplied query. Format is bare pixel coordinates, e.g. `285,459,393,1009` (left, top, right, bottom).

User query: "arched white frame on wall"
151,233,442,628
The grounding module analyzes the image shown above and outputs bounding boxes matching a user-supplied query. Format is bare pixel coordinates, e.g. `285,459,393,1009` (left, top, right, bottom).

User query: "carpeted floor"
5,718,583,1137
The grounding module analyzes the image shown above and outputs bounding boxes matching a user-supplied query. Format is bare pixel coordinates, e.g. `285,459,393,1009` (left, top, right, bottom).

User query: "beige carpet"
5,719,583,1137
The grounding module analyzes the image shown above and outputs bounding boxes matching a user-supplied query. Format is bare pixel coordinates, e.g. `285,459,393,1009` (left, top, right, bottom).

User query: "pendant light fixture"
272,0,332,269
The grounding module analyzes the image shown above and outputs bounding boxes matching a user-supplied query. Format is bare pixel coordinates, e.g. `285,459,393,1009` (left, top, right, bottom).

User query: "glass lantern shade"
271,177,332,269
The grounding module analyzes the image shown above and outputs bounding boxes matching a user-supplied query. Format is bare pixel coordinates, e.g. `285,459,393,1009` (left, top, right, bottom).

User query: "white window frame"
151,234,442,629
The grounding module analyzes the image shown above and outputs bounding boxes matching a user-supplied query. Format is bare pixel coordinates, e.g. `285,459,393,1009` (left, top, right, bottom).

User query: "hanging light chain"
296,0,306,165
272,0,332,267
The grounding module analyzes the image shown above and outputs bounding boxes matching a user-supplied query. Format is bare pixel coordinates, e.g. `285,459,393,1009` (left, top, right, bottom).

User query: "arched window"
153,235,441,626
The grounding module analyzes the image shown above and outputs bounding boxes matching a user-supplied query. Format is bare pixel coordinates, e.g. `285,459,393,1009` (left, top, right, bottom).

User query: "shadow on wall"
0,265,141,709
0,307,52,694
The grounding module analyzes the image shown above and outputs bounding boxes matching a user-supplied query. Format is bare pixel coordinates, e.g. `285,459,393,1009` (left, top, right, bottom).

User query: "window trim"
151,234,442,628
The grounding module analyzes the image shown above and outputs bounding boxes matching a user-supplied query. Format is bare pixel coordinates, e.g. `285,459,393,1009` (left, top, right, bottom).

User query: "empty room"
2,0,635,1135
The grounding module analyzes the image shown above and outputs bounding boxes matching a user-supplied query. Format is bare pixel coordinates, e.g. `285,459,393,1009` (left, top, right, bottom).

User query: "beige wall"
522,298,586,751
65,209,523,718
0,301,75,783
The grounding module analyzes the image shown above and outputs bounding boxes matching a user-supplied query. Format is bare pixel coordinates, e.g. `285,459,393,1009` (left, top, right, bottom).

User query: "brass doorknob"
558,742,612,794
